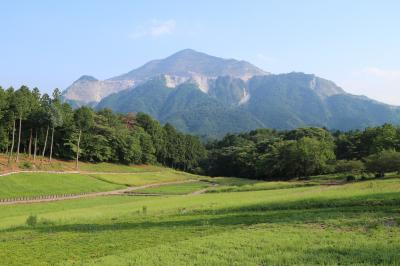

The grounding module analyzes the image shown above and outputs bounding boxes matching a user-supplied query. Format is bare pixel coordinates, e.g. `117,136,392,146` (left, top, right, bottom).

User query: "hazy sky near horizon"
1,0,400,104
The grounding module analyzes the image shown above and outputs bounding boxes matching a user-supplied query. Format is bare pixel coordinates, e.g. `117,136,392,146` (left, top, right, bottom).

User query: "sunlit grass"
135,181,210,195
90,170,199,186
0,177,399,265
0,173,124,199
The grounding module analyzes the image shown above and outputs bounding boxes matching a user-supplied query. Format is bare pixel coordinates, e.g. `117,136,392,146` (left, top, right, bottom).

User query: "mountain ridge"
63,49,267,104
63,49,400,137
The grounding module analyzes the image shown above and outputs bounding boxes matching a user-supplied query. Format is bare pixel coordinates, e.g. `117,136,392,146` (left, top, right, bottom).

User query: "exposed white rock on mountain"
62,49,268,105
63,75,134,104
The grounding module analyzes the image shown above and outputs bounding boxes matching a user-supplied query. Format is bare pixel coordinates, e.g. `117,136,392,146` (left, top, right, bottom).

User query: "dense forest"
205,125,400,179
0,86,206,171
1,86,400,180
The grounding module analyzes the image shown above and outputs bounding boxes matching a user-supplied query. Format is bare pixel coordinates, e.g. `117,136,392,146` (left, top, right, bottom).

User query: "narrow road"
0,180,196,205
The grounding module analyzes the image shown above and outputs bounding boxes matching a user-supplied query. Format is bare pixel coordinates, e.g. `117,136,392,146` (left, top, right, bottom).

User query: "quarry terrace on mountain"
62,49,400,138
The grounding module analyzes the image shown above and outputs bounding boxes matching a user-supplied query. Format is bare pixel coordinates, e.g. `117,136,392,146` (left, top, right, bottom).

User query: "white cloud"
339,66,400,105
130,19,176,39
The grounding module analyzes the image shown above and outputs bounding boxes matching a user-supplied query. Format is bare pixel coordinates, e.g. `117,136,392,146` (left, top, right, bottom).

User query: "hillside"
97,72,400,137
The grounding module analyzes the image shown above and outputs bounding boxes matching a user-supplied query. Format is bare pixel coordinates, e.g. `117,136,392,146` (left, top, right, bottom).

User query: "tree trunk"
49,126,55,162
16,115,22,163
41,126,49,163
75,129,82,170
33,129,38,162
8,120,16,165
28,129,33,158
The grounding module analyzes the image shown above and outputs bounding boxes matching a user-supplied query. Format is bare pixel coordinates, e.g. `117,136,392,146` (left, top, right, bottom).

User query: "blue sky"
1,0,400,104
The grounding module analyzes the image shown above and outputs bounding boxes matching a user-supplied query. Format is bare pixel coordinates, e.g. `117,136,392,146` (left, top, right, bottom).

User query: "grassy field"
78,162,163,173
206,180,315,193
90,170,199,186
0,173,124,199
0,172,399,265
135,181,211,195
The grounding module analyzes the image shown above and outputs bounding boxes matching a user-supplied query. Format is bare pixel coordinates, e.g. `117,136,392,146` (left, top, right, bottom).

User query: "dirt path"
0,180,197,205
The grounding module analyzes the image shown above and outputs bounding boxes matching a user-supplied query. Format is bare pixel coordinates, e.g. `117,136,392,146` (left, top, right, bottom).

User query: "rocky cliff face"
63,75,134,104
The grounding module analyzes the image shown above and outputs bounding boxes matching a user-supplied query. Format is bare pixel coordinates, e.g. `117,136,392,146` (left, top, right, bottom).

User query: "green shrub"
26,215,37,227
346,175,356,182
19,161,33,170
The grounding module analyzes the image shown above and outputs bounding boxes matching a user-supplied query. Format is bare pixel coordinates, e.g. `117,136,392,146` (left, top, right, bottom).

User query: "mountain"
64,49,400,138
62,49,267,105
96,77,263,137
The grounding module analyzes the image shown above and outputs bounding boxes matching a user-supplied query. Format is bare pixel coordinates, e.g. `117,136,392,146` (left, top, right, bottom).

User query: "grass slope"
0,173,124,199
90,170,199,186
136,181,210,195
0,153,163,173
0,177,399,265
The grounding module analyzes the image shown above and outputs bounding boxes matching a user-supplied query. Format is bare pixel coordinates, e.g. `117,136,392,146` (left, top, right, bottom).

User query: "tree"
49,100,63,162
40,94,52,163
0,87,10,153
135,128,156,164
257,137,335,179
135,113,166,162
335,160,365,174
73,107,94,169
364,150,400,177
294,137,335,177
12,86,33,163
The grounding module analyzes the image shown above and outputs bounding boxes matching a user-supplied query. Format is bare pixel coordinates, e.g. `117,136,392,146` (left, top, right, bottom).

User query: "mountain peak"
112,49,268,82
170,48,200,56
167,49,218,60
75,75,98,83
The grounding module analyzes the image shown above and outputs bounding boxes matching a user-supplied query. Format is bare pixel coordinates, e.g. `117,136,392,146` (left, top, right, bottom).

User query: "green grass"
136,181,211,195
202,176,260,186
0,177,399,265
90,170,198,186
78,162,163,173
0,173,124,199
206,180,315,193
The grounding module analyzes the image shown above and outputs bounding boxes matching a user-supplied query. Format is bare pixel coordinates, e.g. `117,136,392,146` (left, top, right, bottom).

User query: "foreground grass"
0,177,399,265
0,173,124,199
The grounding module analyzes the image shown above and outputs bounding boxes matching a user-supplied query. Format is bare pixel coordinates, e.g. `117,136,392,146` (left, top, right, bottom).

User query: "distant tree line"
204,124,400,179
0,86,206,171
